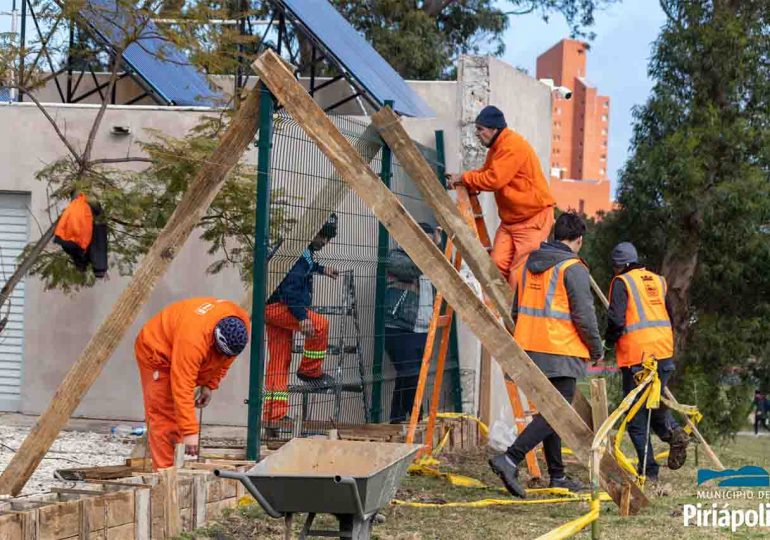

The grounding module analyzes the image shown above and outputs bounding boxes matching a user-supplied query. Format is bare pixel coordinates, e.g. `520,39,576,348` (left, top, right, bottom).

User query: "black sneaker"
667,427,689,470
488,454,527,499
296,373,336,391
549,475,586,492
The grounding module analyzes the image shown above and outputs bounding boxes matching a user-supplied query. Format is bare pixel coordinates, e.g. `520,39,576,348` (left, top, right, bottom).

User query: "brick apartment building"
537,39,613,217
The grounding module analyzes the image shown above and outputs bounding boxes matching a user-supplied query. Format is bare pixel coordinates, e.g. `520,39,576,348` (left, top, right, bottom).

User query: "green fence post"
370,101,394,423
246,84,274,460
434,130,464,412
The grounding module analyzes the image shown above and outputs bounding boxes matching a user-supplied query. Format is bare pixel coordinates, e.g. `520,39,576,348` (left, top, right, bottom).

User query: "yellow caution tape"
393,492,611,509
536,497,601,540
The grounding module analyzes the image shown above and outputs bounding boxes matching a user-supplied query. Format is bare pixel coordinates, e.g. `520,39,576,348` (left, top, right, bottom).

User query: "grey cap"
611,242,638,266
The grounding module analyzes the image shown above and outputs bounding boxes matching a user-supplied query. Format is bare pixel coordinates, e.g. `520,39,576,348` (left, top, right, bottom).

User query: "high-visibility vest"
513,258,590,359
611,268,674,367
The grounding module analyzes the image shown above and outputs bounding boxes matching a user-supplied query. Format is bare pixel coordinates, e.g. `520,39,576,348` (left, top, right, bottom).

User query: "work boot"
488,454,527,499
667,427,690,470
549,475,586,493
297,373,336,391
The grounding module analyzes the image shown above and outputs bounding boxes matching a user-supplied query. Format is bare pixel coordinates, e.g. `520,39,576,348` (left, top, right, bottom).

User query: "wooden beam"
250,48,648,514
375,113,600,430
663,387,724,470
0,83,264,497
373,109,514,330
160,467,181,538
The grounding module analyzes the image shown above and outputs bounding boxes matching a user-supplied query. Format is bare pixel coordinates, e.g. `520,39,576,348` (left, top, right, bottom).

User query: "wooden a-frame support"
251,49,648,514
0,84,264,496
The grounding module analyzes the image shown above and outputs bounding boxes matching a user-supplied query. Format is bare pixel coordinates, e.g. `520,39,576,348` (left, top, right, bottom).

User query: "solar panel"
80,0,223,107
276,0,435,118
0,88,10,102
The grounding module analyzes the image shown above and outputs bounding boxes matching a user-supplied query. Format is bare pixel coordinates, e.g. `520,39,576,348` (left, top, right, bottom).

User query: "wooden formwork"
0,461,249,540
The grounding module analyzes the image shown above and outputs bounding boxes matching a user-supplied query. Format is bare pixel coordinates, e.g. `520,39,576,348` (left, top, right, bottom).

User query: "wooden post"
173,444,186,469
478,350,492,429
590,378,609,435
251,49,648,514
160,467,181,538
0,83,264,497
134,487,151,540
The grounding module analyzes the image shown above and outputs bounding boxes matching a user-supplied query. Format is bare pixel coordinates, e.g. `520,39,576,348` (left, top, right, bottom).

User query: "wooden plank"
0,82,264,497
159,468,180,538
105,491,135,527
478,349,492,430
173,444,185,469
192,475,207,529
251,48,648,515
369,117,515,330
590,378,609,434
38,498,80,540
0,512,24,539
134,486,151,540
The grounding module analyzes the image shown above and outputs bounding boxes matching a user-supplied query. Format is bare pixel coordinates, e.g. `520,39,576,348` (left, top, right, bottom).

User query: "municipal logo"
697,466,770,487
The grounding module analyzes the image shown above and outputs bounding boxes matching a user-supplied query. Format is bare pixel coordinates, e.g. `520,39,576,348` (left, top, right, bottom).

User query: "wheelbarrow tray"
221,439,421,516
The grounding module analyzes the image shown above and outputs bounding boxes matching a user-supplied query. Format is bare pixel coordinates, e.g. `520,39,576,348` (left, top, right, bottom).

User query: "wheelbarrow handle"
214,469,283,518
333,476,366,519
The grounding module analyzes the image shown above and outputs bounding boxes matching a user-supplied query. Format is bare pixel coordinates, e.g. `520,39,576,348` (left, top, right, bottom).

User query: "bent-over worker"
605,242,689,480
135,297,250,469
448,105,555,286
489,212,602,498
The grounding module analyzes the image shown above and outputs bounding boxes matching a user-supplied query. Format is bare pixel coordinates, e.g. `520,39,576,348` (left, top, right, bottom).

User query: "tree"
330,0,616,79
588,0,770,437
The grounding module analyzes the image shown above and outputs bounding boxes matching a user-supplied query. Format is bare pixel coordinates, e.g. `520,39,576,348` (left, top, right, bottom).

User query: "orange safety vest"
610,268,674,367
513,258,590,359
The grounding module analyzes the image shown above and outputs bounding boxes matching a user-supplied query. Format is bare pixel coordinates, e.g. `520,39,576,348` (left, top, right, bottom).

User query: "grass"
183,434,770,539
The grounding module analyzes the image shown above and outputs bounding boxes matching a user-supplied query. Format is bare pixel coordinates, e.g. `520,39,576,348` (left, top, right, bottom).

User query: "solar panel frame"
79,0,224,107
274,0,435,118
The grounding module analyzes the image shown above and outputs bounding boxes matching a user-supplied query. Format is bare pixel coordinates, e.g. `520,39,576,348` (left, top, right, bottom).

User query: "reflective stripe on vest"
517,260,573,321
514,258,590,359
613,269,674,367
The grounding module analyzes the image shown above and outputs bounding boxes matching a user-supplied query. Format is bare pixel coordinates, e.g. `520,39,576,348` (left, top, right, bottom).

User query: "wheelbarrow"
215,438,421,539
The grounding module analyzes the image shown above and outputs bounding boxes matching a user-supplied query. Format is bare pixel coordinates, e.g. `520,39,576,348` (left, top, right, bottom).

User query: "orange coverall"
54,194,93,250
462,128,555,286
134,297,250,469
263,303,328,422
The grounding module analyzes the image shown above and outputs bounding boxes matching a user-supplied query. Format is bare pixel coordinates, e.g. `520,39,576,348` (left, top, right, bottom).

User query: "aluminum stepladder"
404,186,542,480
287,270,370,437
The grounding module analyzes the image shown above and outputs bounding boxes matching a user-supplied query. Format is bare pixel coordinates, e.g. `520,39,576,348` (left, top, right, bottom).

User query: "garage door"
0,193,29,411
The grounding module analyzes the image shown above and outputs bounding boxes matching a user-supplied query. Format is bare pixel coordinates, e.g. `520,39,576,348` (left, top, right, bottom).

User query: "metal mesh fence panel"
258,112,461,441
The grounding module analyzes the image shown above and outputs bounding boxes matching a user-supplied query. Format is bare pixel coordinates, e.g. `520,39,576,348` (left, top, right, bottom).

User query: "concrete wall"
0,55,552,427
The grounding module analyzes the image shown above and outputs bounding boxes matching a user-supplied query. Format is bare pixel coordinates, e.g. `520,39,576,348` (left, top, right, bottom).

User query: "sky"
499,0,667,196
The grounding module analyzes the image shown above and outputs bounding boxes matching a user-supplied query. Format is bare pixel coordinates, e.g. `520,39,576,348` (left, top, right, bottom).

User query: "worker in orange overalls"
134,297,250,469
263,214,339,424
448,105,556,287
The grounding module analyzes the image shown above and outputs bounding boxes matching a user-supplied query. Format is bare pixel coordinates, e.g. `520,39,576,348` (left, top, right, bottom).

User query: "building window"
601,129,607,136
600,168,605,175
602,115,608,122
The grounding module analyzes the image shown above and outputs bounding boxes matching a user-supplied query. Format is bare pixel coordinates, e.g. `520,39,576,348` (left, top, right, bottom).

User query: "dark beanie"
474,105,507,129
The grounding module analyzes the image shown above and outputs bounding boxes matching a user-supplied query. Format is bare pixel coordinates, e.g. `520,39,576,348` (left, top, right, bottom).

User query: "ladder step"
291,345,358,355
437,315,452,327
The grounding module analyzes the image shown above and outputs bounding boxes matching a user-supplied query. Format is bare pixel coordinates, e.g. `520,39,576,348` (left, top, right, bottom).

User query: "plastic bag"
488,419,516,452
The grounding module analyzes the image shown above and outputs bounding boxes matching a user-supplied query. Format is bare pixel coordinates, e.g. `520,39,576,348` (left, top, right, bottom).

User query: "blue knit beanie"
214,316,249,356
474,106,507,129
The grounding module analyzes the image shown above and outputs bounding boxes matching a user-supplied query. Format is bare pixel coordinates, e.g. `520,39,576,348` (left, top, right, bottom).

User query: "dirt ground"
182,434,770,539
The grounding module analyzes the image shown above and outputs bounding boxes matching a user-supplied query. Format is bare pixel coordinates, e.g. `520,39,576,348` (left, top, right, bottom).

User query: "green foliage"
586,1,770,438
329,0,615,80
27,115,295,292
